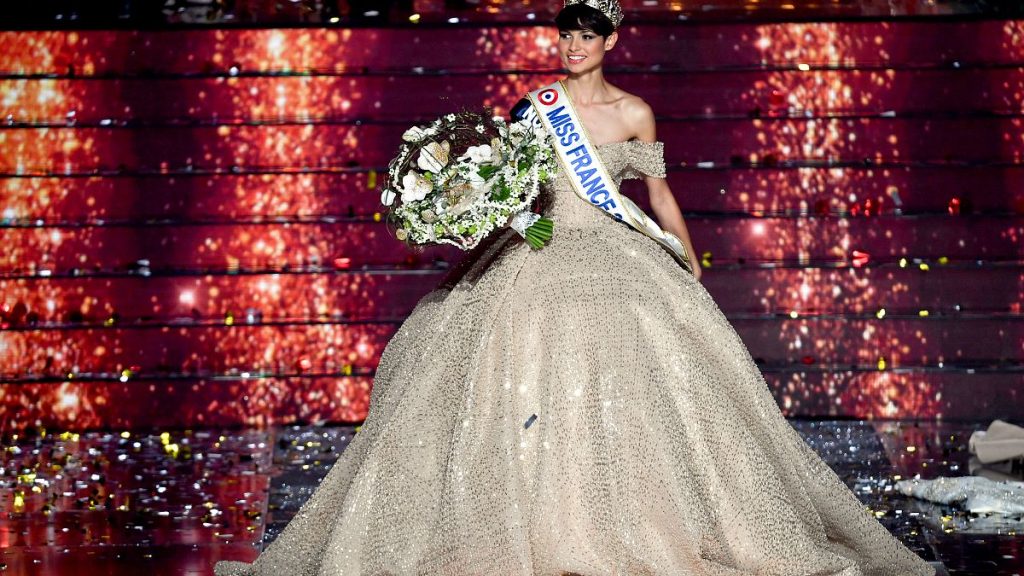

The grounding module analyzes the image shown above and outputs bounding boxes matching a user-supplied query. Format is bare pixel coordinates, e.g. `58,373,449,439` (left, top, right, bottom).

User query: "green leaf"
478,165,500,179
492,186,510,201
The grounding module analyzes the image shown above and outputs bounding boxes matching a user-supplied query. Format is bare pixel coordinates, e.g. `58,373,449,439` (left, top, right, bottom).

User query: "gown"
214,140,935,576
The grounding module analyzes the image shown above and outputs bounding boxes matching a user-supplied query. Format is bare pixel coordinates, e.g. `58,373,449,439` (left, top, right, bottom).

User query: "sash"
520,81,693,273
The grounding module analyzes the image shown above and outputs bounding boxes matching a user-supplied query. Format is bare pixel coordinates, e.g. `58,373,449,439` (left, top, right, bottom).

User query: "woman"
216,2,935,574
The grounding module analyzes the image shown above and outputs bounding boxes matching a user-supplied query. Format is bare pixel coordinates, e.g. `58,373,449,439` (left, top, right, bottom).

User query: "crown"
563,0,624,29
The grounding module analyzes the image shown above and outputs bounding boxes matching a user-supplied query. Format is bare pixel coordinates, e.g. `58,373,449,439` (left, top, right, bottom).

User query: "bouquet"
379,109,557,251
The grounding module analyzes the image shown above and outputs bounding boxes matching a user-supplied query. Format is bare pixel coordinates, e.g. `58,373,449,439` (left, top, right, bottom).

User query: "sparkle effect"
0,21,1023,429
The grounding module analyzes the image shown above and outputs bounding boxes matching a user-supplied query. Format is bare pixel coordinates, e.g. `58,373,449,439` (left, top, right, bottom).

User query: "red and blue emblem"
537,88,559,106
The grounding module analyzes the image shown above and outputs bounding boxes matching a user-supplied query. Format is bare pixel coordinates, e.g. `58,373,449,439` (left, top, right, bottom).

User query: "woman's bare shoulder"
612,89,656,139
617,91,654,121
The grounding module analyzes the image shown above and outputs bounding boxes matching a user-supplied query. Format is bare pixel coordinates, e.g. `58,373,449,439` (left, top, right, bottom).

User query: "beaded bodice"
542,140,667,229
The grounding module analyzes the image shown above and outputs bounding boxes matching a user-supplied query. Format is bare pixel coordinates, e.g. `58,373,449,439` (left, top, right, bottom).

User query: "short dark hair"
555,4,615,38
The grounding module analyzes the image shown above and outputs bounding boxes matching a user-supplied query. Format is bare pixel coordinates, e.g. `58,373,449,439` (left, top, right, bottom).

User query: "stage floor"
0,420,1018,575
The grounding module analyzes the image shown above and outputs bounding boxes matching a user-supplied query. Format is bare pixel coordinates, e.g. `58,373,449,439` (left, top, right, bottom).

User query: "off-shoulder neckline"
595,140,663,149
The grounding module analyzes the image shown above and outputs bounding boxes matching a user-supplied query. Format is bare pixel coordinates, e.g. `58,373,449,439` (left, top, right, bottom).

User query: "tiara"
562,0,624,29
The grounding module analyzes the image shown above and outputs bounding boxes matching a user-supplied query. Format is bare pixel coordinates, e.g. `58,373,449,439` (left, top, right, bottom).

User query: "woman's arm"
629,101,702,281
647,177,701,281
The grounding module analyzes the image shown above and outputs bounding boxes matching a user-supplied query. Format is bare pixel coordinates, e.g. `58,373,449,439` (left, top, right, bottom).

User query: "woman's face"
557,28,618,73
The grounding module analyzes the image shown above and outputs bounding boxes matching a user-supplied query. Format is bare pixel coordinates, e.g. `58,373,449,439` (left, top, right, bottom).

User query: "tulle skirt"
216,223,933,576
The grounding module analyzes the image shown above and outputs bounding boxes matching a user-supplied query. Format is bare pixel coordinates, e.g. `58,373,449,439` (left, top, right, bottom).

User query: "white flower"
380,188,397,206
449,182,485,216
401,171,432,203
417,141,450,173
507,122,530,146
446,113,456,121
402,126,429,142
489,137,503,163
466,168,486,187
475,124,485,134
458,144,493,164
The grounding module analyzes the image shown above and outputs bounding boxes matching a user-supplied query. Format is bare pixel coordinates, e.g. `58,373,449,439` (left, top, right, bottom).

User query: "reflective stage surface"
1,4,1022,576
0,420,1019,575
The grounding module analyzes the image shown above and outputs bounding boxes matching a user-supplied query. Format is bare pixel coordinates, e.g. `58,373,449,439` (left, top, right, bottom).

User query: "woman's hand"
688,258,702,282
648,184,701,282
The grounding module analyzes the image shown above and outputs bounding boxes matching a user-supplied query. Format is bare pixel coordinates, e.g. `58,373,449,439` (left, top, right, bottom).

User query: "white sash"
522,81,692,273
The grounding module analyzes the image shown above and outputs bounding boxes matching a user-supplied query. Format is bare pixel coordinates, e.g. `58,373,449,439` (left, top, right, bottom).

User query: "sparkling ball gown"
215,140,934,576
